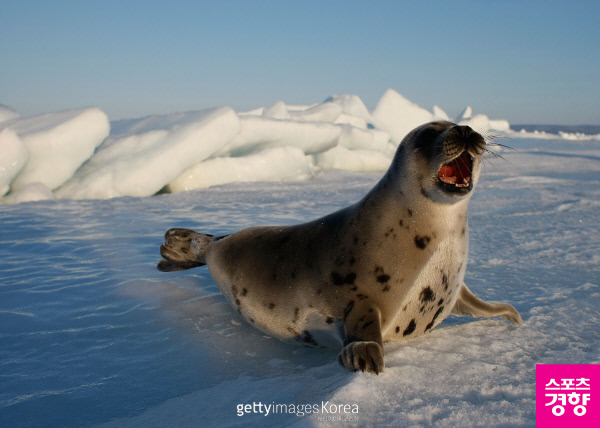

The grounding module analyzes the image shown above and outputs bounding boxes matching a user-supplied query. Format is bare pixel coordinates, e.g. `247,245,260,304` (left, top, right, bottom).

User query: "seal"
157,121,522,374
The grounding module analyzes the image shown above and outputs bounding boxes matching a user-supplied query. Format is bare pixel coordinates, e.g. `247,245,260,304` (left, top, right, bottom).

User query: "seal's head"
393,121,486,204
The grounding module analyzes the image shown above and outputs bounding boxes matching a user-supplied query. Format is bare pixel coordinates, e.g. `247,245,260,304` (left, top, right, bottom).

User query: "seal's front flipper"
337,304,384,374
157,228,214,272
451,283,522,324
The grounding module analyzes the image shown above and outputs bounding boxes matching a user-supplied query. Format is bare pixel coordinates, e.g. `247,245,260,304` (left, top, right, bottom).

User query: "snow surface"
2,89,598,205
1,131,599,427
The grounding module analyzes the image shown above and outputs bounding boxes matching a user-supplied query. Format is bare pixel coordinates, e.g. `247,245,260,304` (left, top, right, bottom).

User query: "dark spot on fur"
241,288,248,296
398,219,404,227
293,308,299,323
332,271,356,286
326,317,334,324
407,208,414,217
420,286,436,303
362,320,373,330
298,330,319,347
377,274,390,284
414,235,431,249
420,187,428,198
268,303,276,310
402,304,408,311
382,285,391,292
461,226,466,236
343,300,355,321
316,289,322,295
403,319,417,336
356,293,369,300
250,318,254,323
395,326,400,333
438,298,444,306
331,272,344,286
442,273,449,290
350,285,357,291
235,298,241,306
425,306,445,332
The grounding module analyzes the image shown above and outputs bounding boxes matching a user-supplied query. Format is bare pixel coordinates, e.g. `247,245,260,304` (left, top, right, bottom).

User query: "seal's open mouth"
438,152,473,192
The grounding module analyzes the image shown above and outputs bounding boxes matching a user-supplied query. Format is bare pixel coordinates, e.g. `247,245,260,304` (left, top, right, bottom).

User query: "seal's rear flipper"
157,228,215,272
451,283,523,324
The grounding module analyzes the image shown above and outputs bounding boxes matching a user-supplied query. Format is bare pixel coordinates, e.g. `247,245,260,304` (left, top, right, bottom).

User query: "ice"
56,107,241,199
458,113,492,133
455,105,473,122
5,89,598,206
488,119,510,132
0,128,28,196
289,101,343,123
324,94,372,122
433,105,451,121
312,146,392,172
262,100,292,120
1,133,599,427
0,104,19,124
212,114,341,157
337,125,392,152
3,108,110,192
168,146,312,192
371,88,434,143
2,182,54,204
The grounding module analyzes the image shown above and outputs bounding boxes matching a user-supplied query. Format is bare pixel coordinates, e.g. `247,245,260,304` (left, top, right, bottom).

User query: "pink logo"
536,364,599,427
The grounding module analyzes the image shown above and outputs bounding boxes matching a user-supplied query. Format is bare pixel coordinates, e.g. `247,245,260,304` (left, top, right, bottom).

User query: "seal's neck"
365,173,471,233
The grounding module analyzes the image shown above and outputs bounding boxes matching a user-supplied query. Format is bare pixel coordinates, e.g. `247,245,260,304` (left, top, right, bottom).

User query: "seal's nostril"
452,125,473,138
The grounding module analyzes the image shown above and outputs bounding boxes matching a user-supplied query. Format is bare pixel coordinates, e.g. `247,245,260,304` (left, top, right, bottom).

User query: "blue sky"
1,0,599,124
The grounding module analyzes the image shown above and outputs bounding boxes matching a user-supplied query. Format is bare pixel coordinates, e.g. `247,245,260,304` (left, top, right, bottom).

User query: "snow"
371,88,434,144
0,128,28,196
212,114,341,158
1,125,599,427
2,108,110,192
2,89,598,205
0,104,19,124
56,108,241,199
432,105,450,121
168,146,312,192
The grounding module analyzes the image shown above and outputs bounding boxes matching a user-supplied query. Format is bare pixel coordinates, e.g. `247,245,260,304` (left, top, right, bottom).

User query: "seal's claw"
338,341,384,375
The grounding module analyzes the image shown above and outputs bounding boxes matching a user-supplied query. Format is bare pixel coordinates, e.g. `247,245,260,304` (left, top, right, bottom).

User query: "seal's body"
158,121,522,374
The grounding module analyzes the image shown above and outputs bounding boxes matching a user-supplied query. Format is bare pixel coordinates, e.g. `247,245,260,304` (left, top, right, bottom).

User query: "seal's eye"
438,152,472,188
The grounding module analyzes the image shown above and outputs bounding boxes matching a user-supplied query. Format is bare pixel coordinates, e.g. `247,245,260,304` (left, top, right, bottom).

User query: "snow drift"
1,88,595,204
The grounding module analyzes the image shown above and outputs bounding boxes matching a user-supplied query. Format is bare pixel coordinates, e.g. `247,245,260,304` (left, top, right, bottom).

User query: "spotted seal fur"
157,121,522,374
